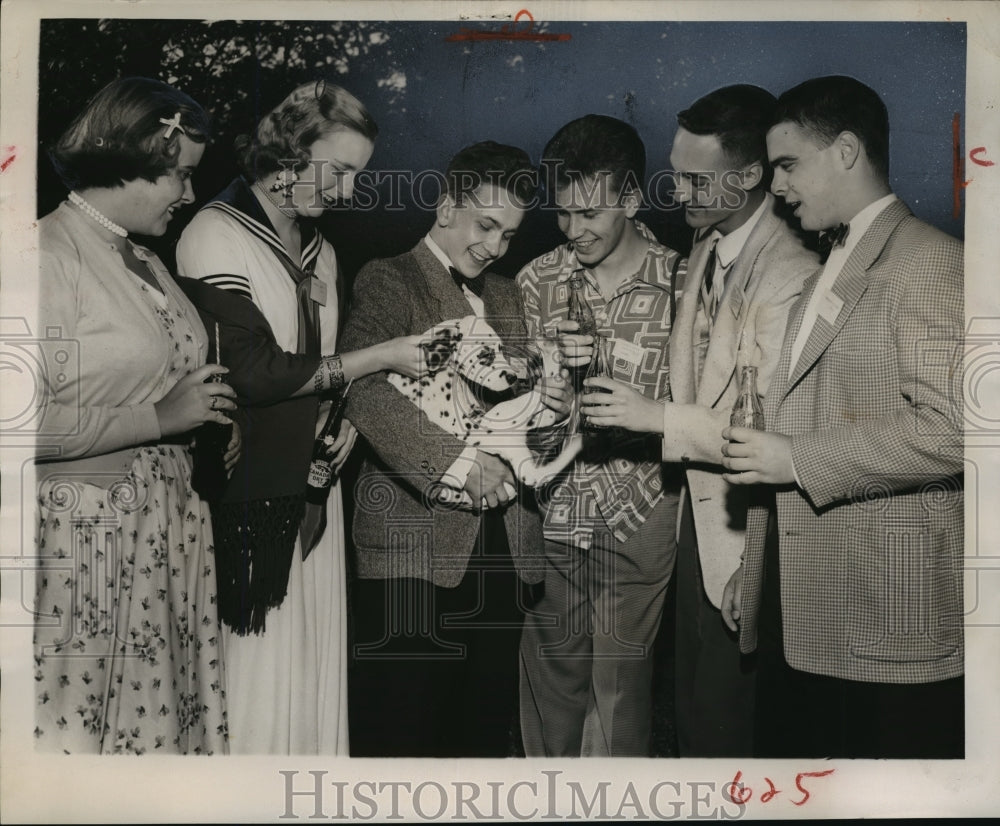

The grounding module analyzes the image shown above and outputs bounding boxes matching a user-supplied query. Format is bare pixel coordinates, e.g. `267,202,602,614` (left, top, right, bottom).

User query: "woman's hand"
580,376,663,433
326,418,358,475
381,334,430,379
223,421,242,475
309,336,430,397
154,364,236,437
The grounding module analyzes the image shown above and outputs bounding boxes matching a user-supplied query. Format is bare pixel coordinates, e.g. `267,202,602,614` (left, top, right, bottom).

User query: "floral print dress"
33,203,228,754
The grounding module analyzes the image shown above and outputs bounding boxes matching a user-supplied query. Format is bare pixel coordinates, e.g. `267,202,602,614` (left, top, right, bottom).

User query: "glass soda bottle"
582,334,614,432
730,365,765,430
191,322,233,502
565,272,597,436
567,272,597,338
305,379,353,505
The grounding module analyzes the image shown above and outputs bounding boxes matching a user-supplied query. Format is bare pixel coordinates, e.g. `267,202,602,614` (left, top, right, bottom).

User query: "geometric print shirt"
516,220,686,548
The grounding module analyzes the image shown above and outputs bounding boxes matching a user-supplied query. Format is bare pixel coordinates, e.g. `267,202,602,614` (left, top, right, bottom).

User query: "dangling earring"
270,168,299,194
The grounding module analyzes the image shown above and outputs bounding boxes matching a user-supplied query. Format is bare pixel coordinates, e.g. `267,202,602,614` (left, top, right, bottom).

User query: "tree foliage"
38,18,400,217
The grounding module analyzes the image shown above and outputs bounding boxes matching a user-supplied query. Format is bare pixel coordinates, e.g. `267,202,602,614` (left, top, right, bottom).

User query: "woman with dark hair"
34,76,235,754
176,81,423,754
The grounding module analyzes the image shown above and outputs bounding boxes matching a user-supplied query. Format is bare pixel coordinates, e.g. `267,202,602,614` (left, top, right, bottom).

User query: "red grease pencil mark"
792,770,836,806
970,146,995,167
952,113,965,218
0,147,16,173
446,9,571,43
759,777,780,803
726,768,836,808
727,770,752,804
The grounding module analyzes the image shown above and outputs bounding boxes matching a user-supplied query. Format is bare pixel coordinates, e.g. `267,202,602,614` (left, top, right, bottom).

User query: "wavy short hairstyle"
444,141,537,207
677,84,777,182
237,81,378,182
773,75,891,182
49,76,210,191
542,114,646,199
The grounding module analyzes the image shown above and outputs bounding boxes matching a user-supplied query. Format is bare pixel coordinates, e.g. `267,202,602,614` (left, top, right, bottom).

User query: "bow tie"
450,266,487,298
819,222,850,251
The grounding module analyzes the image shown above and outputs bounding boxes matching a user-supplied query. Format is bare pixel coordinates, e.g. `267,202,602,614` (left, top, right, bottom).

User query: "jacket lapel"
697,200,783,408
668,235,712,404
412,239,475,322
480,278,516,338
766,274,813,420
784,199,911,394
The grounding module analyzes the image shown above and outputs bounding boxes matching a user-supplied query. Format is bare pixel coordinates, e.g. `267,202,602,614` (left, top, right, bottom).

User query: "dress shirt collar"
715,193,771,268
423,233,455,272
423,234,485,315
697,192,772,270
785,193,898,378
555,219,663,287
832,193,898,262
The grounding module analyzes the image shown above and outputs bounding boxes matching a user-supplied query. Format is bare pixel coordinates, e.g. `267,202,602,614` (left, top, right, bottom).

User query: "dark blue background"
317,20,967,274
38,19,967,276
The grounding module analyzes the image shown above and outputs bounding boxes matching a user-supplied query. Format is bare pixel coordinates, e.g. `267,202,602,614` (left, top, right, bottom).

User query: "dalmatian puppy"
387,315,583,507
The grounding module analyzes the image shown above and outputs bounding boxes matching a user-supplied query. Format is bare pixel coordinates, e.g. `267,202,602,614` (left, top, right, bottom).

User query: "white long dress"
176,198,348,755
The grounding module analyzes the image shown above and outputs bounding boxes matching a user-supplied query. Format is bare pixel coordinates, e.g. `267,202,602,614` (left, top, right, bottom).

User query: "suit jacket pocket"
846,521,961,663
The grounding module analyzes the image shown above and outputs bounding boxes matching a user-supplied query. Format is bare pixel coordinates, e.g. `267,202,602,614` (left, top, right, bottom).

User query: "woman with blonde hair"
177,80,423,754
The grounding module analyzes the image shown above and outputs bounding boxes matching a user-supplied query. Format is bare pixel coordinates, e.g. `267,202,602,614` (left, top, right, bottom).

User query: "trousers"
674,494,756,756
519,493,678,756
349,511,526,757
754,506,964,759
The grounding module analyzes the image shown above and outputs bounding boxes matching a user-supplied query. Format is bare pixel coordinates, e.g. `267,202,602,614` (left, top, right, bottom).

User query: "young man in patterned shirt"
517,115,685,757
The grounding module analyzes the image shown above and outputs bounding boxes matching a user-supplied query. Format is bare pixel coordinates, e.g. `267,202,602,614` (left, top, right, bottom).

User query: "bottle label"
730,408,765,430
307,460,333,490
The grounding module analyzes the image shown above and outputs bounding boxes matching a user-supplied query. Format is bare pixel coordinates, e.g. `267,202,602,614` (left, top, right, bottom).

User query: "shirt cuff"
439,445,478,490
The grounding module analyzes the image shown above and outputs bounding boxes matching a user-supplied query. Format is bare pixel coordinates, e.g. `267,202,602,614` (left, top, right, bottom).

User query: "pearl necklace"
254,180,298,219
68,191,128,237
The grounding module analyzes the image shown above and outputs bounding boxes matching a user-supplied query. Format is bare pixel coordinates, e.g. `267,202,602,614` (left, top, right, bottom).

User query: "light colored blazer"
664,198,817,607
340,240,545,587
739,199,964,684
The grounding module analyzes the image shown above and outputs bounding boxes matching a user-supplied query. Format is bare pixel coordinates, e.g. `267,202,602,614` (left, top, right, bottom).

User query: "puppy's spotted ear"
420,321,461,375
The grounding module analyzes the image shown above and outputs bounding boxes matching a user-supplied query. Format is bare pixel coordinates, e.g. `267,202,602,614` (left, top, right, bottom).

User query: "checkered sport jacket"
738,199,964,685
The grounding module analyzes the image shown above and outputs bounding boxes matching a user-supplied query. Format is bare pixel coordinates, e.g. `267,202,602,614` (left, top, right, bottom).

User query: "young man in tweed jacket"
341,142,546,757
721,76,964,758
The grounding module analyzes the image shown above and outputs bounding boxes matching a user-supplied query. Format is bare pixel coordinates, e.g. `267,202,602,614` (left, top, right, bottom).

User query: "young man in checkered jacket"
720,75,964,759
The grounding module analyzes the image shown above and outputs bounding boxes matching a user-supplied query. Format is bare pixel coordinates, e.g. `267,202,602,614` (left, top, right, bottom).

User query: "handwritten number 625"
727,769,836,807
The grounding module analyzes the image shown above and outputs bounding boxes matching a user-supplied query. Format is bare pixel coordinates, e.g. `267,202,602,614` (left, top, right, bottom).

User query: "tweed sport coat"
738,199,964,684
340,240,545,587
665,197,818,607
